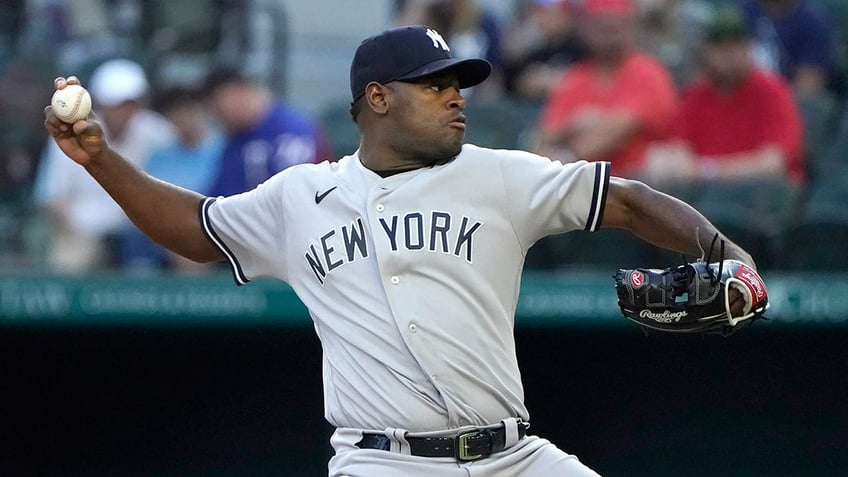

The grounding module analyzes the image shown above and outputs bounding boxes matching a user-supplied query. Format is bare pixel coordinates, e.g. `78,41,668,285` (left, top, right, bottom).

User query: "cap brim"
395,57,492,89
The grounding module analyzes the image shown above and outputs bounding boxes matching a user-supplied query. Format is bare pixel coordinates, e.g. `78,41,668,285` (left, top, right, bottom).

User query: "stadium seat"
525,228,659,271
0,201,15,256
693,178,799,268
814,99,848,179
463,98,526,150
653,180,704,207
319,100,360,158
779,221,848,271
775,177,848,270
511,99,544,151
817,0,848,44
796,93,838,183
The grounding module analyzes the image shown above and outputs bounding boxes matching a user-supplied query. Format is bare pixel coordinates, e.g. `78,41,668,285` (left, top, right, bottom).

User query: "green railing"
1,271,847,327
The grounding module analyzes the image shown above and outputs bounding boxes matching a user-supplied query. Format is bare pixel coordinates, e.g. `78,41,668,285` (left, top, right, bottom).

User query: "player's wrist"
80,146,116,173
721,247,756,271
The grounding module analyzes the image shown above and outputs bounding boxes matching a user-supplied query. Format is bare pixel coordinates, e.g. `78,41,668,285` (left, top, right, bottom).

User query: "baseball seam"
65,91,82,121
58,88,84,122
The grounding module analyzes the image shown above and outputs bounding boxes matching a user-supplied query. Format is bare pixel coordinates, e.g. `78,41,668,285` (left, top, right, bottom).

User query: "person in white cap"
33,58,176,271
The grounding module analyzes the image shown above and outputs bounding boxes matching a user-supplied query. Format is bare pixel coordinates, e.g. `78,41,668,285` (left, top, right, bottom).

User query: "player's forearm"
83,148,223,263
604,178,755,267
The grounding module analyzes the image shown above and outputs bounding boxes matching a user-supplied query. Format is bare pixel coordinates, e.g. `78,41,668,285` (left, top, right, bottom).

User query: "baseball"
51,84,92,123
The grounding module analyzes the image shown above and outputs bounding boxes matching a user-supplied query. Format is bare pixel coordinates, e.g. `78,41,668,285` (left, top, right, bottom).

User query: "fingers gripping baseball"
44,76,105,166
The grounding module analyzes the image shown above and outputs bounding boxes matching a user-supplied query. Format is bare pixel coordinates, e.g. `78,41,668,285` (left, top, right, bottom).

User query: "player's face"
386,71,467,166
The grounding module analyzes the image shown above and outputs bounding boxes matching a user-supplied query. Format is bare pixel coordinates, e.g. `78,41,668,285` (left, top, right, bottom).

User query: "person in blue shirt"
202,68,328,197
121,86,225,272
740,0,838,98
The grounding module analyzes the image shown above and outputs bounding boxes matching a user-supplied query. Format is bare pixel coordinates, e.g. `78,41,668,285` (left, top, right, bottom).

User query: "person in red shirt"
642,6,803,185
534,0,677,178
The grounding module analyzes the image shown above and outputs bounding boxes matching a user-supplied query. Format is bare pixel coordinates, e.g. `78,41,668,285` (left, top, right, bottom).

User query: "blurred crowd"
1,0,846,274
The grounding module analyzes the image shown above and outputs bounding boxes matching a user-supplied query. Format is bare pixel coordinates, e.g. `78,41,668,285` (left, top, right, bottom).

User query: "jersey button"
376,204,385,212
390,275,400,285
408,322,418,333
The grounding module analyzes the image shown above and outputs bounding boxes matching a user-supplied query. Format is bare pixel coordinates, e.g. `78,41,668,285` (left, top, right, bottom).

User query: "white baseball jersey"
200,144,610,432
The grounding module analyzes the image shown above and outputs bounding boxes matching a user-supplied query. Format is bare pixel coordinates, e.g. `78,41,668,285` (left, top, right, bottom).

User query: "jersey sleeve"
200,172,289,285
498,151,610,248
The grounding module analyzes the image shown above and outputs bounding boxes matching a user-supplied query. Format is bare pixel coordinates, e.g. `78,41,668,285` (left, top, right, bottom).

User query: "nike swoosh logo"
315,186,338,204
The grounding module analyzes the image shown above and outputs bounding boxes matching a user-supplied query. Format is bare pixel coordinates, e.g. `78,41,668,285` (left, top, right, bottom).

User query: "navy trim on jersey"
584,161,610,232
199,197,250,286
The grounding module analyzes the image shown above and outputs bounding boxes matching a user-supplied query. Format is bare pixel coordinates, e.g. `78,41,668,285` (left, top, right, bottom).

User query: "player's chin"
420,133,463,165
442,132,464,155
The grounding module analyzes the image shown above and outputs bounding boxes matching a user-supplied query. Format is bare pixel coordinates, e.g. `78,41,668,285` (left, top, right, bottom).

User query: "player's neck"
358,142,418,177
360,154,425,177
358,135,454,176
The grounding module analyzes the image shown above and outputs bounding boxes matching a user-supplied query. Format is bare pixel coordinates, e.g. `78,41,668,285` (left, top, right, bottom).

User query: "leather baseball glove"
613,255,769,336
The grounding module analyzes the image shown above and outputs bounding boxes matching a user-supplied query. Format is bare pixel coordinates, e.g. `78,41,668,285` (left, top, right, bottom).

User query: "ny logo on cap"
426,28,450,52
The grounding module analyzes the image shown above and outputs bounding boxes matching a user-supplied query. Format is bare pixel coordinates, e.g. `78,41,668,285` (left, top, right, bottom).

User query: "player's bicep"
601,177,682,231
601,177,679,233
600,177,637,229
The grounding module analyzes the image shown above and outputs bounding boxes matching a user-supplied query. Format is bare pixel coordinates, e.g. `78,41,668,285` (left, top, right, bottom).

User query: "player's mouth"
449,115,466,131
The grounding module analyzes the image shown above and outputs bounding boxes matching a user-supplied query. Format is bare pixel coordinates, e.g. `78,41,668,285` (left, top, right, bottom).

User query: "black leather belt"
356,421,529,462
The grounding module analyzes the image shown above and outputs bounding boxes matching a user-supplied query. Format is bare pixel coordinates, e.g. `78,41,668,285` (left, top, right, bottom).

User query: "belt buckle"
455,431,484,462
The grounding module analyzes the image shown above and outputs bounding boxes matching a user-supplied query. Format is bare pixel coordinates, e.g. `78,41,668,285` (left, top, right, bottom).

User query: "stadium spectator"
635,0,713,88
120,86,225,273
143,0,289,93
202,67,328,197
33,59,176,271
642,6,803,186
0,59,47,200
501,0,586,102
534,0,677,178
740,0,838,98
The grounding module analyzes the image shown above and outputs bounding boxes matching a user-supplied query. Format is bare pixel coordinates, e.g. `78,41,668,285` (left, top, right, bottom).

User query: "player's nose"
447,89,466,110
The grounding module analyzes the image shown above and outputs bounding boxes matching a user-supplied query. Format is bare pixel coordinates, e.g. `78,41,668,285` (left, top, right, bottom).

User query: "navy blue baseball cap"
350,25,492,101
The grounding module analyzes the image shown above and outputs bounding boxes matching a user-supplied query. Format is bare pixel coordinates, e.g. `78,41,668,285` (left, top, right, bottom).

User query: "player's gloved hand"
44,76,105,166
613,258,769,336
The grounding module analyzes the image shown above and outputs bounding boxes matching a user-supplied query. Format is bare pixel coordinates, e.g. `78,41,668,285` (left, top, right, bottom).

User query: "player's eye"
429,80,459,92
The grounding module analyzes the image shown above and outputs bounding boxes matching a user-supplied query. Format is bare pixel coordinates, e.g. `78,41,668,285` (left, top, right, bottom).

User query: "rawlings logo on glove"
612,238,769,335
639,309,688,322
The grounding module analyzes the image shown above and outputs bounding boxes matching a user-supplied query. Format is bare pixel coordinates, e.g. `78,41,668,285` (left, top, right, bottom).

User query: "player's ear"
365,82,389,115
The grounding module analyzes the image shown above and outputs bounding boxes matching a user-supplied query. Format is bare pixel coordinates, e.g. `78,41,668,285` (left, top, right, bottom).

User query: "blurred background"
0,0,846,475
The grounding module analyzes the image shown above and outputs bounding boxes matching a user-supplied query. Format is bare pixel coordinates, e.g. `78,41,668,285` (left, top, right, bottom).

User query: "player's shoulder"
246,158,337,195
460,144,605,181
274,157,339,182
458,143,554,166
455,144,562,177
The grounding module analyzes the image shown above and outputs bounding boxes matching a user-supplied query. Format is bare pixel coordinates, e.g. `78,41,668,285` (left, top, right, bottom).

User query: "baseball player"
45,25,755,477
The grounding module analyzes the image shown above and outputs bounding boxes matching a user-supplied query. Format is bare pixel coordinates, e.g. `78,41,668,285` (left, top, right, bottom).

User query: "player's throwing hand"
44,76,105,166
